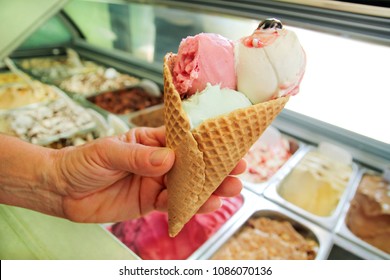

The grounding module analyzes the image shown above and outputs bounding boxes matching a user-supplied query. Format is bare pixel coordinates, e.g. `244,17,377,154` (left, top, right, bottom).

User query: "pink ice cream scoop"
109,195,243,260
172,33,236,98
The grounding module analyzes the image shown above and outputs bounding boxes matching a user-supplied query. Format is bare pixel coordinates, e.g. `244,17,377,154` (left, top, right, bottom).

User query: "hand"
53,126,245,223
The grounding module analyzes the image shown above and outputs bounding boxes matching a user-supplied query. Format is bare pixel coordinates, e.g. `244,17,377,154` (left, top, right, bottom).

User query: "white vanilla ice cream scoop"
182,83,252,129
235,19,306,103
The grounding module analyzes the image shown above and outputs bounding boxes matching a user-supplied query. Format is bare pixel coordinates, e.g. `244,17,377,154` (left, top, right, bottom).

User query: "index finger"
120,126,167,147
230,159,247,175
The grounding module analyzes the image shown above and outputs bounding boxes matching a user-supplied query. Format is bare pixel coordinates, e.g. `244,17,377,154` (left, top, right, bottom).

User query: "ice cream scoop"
236,18,306,103
182,83,252,129
173,33,236,97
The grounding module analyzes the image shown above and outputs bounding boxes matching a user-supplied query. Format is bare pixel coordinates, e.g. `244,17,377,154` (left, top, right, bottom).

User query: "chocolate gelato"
346,173,390,254
88,87,163,115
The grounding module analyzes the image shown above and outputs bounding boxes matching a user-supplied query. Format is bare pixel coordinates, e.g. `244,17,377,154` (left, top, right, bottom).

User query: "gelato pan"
43,108,118,149
108,195,243,260
197,194,332,260
87,86,163,115
129,106,164,128
240,126,300,185
0,81,57,110
1,97,96,145
211,215,318,260
345,171,390,255
277,145,353,217
17,50,101,84
19,50,87,69
0,72,25,85
264,142,358,230
59,67,140,96
27,63,100,85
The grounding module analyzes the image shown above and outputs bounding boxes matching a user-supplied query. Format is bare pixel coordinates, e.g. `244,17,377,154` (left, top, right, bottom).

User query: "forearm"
0,134,64,217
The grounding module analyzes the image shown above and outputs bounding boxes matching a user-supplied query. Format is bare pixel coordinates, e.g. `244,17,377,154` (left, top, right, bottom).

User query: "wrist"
40,147,70,217
0,135,65,217
45,147,67,196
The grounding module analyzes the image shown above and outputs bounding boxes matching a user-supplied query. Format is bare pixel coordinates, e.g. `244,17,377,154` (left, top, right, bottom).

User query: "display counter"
0,204,138,259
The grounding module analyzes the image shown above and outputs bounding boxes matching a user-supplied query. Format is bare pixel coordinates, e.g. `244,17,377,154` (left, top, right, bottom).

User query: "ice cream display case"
1,0,390,260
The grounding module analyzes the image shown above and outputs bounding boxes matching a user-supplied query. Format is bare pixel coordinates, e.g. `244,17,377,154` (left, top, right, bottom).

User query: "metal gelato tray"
332,234,384,260
13,54,141,100
263,145,360,231
0,87,104,146
242,137,309,195
54,86,129,136
75,79,163,128
335,168,390,260
127,104,164,128
14,55,78,85
191,191,333,260
187,188,253,260
0,81,58,112
0,71,26,86
13,54,103,86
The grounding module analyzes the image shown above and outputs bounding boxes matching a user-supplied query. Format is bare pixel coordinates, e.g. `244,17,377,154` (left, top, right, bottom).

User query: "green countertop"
0,204,139,260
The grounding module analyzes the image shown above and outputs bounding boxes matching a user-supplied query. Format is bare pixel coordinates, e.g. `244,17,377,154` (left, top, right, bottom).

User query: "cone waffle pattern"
164,53,289,236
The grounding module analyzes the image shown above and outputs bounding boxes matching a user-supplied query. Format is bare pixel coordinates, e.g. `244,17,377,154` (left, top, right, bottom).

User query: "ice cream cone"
164,53,289,237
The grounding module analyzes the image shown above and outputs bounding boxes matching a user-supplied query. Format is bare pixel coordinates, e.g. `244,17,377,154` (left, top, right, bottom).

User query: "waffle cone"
164,53,289,237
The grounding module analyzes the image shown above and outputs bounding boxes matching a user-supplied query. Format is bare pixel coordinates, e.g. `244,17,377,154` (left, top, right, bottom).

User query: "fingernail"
150,148,171,166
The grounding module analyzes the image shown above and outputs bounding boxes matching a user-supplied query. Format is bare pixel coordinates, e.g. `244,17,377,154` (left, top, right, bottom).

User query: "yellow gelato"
278,150,353,216
0,81,57,110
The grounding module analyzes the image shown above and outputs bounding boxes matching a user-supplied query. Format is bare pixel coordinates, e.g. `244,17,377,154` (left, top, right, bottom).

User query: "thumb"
103,141,175,177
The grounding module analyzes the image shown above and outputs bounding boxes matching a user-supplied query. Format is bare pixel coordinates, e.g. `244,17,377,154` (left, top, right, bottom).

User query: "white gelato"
236,23,305,104
182,83,252,129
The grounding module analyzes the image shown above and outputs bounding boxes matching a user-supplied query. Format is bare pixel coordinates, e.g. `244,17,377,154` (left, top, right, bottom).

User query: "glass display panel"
66,1,390,144
18,15,73,49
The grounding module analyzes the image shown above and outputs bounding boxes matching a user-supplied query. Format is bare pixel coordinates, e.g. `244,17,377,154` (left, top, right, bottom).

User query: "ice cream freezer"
1,0,389,260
